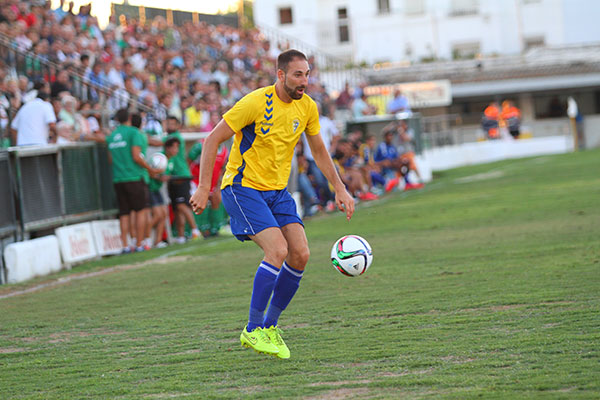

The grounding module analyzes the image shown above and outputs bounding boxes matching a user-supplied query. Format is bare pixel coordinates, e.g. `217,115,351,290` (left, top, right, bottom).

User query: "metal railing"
5,143,118,240
256,23,365,93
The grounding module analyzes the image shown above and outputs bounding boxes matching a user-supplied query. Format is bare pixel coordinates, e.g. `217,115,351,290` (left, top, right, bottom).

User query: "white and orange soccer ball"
331,235,373,277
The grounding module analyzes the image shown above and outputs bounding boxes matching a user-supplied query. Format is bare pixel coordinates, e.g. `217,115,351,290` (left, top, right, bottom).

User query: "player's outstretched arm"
306,133,355,221
190,119,235,215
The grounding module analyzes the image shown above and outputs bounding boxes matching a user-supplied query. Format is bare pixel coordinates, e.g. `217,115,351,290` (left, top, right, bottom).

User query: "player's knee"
290,246,310,268
267,245,288,266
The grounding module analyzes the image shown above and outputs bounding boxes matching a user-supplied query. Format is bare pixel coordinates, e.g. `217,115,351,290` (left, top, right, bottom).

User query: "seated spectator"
374,130,407,192
352,93,376,119
387,89,411,114
55,120,76,144
395,120,424,189
333,138,378,201
58,95,86,138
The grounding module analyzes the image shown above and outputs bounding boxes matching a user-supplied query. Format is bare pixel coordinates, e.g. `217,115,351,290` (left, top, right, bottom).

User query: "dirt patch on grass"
0,347,27,353
304,388,371,399
440,355,476,364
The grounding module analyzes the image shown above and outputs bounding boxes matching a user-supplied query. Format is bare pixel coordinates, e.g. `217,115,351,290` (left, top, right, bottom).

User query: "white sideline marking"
454,170,505,184
0,248,191,300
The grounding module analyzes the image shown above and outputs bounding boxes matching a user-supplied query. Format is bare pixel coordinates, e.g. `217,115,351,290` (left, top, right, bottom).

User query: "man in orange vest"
501,100,521,139
482,101,500,139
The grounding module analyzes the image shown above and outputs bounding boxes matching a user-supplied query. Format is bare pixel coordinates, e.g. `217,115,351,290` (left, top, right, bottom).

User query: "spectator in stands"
50,69,71,98
374,130,405,192
482,101,500,139
332,138,377,201
387,89,411,114
396,120,424,189
359,134,386,191
335,82,352,110
58,95,86,138
500,100,521,139
55,120,75,144
105,108,157,254
352,93,376,119
10,81,56,146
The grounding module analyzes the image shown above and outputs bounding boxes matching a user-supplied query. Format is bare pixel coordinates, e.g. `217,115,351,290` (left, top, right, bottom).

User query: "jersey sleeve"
131,129,144,147
304,98,320,136
223,92,261,132
188,142,202,162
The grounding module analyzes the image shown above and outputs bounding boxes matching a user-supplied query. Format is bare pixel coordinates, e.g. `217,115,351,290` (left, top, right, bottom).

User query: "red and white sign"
55,222,98,264
91,220,123,256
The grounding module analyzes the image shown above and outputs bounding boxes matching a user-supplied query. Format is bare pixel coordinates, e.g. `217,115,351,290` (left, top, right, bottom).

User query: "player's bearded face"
283,74,306,100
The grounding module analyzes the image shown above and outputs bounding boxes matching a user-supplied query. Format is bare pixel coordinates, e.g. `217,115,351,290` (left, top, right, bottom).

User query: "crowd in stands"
0,0,424,250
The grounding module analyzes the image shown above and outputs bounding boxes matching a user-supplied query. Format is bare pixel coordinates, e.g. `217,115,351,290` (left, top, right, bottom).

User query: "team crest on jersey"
292,119,300,133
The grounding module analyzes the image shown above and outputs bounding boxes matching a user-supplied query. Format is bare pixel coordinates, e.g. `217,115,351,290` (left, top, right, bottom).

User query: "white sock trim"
282,262,303,278
259,262,280,276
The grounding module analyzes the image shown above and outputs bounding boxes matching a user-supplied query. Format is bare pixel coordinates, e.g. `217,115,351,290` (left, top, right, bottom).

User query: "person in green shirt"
131,113,153,251
156,116,201,243
147,137,178,248
106,108,159,254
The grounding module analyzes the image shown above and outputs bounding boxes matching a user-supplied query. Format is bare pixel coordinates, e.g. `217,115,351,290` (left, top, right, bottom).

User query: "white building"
253,0,600,64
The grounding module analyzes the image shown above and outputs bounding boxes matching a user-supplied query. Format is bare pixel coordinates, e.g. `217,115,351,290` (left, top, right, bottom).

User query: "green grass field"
1,149,599,399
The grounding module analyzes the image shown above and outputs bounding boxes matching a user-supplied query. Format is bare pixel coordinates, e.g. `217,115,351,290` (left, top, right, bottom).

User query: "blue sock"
247,261,280,332
264,262,304,328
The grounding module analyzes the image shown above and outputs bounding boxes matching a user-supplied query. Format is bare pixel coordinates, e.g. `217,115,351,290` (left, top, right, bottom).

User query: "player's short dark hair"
164,137,179,149
277,49,308,72
131,113,142,129
116,108,129,124
166,115,180,124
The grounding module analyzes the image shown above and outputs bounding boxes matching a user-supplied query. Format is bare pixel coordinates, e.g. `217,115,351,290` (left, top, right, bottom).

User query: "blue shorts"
221,184,303,242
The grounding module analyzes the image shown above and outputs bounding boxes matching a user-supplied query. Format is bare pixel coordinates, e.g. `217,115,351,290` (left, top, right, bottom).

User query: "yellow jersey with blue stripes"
221,85,320,191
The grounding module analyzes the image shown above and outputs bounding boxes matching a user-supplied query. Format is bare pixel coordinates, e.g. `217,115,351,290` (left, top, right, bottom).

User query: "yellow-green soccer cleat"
264,325,290,359
240,326,280,356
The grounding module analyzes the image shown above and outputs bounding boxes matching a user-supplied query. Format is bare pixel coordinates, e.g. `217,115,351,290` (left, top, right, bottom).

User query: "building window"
338,7,350,43
377,0,390,14
524,36,545,50
450,0,479,16
279,7,293,25
452,42,480,59
405,0,425,16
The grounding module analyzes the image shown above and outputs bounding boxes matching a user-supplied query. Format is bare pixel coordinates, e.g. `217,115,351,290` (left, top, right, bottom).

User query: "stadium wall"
422,135,574,171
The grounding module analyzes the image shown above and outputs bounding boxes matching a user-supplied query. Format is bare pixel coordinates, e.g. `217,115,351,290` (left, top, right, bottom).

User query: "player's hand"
335,189,355,221
189,186,209,215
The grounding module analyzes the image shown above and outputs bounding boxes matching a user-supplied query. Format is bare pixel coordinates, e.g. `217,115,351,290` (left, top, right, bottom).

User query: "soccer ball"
150,152,168,172
331,235,373,277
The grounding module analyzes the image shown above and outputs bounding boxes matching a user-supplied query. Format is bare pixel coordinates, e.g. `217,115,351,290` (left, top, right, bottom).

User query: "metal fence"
5,143,117,240
0,150,16,238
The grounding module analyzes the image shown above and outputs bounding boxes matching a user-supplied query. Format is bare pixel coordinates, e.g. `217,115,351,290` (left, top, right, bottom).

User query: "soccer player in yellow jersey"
190,50,354,359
